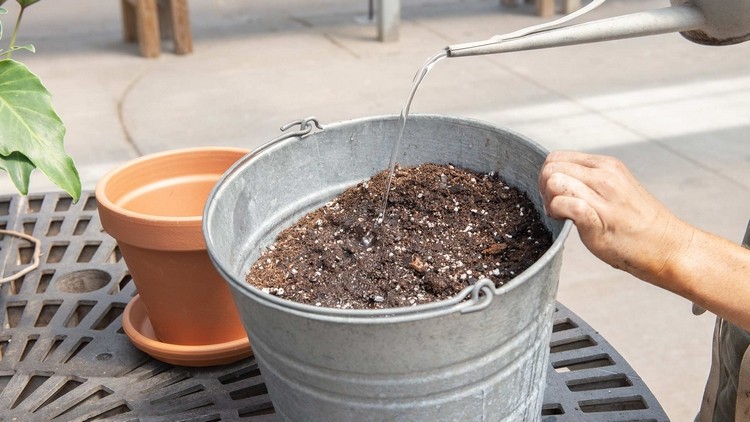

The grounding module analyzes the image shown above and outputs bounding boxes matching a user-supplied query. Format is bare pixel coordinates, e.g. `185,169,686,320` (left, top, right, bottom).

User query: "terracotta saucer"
122,294,253,367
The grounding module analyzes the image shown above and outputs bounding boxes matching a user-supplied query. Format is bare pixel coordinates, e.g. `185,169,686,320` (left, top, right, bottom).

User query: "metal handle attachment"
277,116,323,139
269,116,324,145
460,278,497,314
249,117,325,158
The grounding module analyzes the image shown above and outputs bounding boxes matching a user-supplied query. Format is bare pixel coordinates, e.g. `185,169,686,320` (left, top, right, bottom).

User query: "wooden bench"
367,0,584,42
120,0,399,57
120,0,581,58
120,0,192,58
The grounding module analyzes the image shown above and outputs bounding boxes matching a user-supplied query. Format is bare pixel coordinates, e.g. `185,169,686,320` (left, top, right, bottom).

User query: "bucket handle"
232,117,325,169
460,278,496,314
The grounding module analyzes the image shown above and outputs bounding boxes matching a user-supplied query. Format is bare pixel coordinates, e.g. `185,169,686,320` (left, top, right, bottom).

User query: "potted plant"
0,0,80,201
1,2,251,367
204,115,573,420
0,0,80,284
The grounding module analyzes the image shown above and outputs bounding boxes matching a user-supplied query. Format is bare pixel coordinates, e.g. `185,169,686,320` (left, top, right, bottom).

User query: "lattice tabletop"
0,192,668,421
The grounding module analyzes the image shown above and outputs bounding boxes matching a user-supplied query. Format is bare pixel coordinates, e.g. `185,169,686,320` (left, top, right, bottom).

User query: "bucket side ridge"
245,300,554,395
250,303,555,421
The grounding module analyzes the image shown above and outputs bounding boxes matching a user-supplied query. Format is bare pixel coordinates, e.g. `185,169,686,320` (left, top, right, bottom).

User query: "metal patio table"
0,192,668,421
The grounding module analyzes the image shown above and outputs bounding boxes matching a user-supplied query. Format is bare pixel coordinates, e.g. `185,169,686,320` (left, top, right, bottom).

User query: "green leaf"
10,44,34,53
0,60,80,201
15,0,41,8
0,151,33,193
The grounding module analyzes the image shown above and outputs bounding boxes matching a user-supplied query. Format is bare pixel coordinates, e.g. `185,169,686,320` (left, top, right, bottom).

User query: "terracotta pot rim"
95,147,249,224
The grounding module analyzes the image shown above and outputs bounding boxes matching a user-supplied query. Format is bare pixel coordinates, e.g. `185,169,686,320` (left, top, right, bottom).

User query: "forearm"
652,225,750,331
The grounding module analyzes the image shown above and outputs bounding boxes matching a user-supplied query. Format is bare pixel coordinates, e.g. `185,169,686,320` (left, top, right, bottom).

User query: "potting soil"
246,163,552,309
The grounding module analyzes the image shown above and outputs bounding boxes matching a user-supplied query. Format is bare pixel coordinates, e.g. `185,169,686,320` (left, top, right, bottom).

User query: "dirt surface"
246,163,552,310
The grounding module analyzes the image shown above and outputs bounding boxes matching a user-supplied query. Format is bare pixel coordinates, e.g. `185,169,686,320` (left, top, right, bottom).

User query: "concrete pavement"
4,0,750,420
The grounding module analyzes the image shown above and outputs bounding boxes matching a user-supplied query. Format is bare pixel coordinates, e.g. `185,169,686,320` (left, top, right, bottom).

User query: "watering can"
446,0,750,57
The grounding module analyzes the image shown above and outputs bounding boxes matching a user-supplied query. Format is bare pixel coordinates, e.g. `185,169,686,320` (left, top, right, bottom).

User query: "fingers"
539,152,629,203
539,160,598,199
548,195,604,232
540,170,605,232
541,170,601,207
538,151,614,234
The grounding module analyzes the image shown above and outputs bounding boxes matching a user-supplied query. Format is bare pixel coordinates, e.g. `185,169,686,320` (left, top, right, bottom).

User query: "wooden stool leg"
136,0,161,58
377,0,400,42
536,0,555,17
158,0,173,40
168,0,193,54
121,0,138,42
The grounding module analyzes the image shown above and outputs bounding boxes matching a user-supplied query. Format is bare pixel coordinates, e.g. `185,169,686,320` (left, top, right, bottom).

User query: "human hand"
538,151,694,283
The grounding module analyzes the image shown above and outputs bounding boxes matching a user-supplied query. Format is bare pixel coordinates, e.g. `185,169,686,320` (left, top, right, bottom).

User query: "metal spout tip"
445,40,500,58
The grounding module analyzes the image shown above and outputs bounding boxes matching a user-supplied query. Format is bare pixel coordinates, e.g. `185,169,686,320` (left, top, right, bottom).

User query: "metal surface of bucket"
204,115,572,421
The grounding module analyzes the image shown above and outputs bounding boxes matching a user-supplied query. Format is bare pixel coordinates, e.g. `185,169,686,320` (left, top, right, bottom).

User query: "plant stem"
5,6,25,60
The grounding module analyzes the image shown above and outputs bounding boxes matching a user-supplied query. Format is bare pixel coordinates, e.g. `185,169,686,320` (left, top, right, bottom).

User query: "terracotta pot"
96,147,252,366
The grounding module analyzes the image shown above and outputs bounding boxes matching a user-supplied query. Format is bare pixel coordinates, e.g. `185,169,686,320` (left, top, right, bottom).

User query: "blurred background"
3,1,749,419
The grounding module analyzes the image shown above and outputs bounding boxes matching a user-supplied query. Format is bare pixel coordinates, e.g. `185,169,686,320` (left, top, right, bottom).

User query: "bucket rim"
204,114,573,320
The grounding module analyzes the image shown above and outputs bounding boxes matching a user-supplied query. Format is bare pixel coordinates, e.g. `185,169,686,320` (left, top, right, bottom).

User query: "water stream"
362,49,447,247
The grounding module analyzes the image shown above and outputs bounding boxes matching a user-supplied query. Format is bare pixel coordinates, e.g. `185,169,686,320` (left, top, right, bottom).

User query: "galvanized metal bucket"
203,115,572,421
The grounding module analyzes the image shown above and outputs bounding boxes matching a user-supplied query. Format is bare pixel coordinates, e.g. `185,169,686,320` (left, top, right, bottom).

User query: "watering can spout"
447,0,750,58
446,5,706,57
